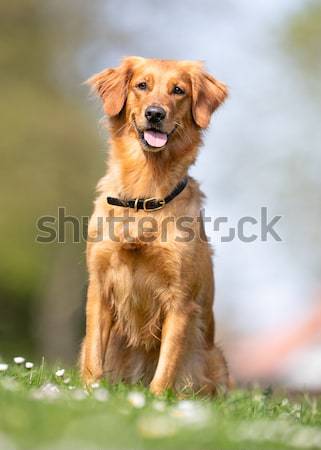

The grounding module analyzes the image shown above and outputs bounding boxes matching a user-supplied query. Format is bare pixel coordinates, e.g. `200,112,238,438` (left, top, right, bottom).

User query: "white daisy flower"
0,363,8,372
55,369,65,377
127,391,146,408
72,389,88,401
25,362,34,369
93,388,109,402
152,400,166,412
13,356,25,365
170,400,210,426
91,382,100,389
31,383,61,400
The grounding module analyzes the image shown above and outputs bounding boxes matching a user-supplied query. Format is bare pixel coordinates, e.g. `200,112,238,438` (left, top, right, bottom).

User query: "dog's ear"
191,69,228,129
86,58,136,117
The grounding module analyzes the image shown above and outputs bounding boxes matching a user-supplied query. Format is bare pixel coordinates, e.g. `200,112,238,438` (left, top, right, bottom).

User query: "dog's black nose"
145,105,166,123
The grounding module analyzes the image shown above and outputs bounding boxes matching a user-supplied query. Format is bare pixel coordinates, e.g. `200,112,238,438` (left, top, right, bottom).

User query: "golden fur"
80,56,229,395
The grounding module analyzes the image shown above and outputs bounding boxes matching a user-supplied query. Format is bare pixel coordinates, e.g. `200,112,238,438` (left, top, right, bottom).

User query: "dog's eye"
137,82,147,91
173,85,185,95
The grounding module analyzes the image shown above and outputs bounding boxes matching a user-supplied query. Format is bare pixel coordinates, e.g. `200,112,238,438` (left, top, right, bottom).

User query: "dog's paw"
149,380,167,396
81,368,103,387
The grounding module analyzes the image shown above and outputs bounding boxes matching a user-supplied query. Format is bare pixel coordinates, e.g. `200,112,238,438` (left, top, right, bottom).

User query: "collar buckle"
143,197,165,211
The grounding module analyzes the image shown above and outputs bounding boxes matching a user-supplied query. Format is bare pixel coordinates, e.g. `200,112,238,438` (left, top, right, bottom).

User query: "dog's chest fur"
104,242,182,351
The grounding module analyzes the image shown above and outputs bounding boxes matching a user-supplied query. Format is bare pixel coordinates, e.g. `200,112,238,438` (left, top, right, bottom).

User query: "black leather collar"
106,177,188,212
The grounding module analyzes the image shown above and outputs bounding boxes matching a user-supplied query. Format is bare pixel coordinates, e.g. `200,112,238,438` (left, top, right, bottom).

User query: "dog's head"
88,57,227,152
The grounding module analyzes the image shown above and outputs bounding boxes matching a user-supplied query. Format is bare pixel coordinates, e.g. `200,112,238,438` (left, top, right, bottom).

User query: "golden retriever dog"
80,56,229,395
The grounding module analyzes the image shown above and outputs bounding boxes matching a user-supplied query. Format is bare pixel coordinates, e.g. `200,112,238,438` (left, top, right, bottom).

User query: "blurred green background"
0,0,106,361
0,0,320,388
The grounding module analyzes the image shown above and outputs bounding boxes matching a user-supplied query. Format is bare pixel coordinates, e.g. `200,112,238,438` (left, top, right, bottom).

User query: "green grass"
0,358,320,450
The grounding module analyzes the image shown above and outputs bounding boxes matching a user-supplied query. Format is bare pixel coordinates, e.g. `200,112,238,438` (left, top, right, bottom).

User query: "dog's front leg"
150,308,189,395
80,274,112,385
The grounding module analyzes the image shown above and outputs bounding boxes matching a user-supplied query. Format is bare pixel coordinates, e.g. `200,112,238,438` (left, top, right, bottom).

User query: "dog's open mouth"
133,118,176,151
143,129,168,148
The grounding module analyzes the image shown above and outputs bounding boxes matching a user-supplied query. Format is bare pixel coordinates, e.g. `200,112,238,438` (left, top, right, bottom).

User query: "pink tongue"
143,130,168,148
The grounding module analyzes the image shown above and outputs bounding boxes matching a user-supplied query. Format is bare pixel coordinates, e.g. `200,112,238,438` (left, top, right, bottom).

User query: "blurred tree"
285,0,321,83
0,0,107,361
